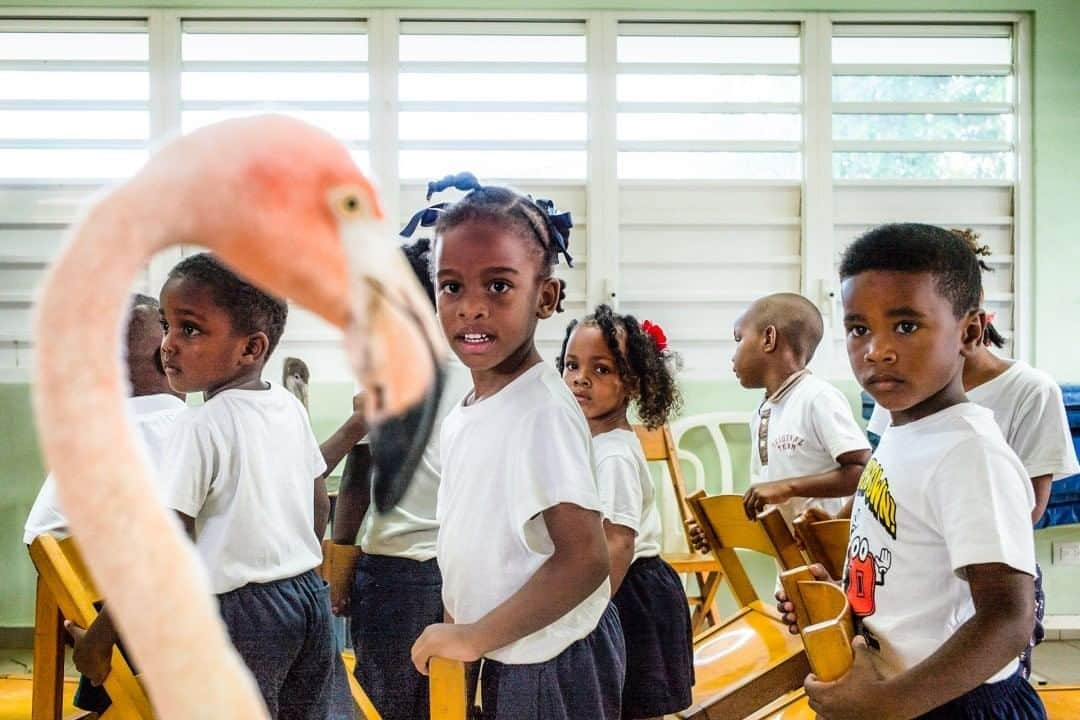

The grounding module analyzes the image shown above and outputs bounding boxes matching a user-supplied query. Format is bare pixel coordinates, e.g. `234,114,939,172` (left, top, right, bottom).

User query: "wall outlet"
1053,541,1080,565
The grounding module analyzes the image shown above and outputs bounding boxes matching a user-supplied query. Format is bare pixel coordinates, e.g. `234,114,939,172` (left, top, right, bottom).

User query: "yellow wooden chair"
676,492,810,719
633,424,724,634
28,534,154,720
792,514,850,582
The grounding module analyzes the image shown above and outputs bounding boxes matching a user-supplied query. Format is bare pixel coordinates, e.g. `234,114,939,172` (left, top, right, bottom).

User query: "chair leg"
32,575,66,720
690,571,724,634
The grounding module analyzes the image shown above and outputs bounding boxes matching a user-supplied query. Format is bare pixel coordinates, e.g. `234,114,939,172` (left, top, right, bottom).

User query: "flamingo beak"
338,217,447,511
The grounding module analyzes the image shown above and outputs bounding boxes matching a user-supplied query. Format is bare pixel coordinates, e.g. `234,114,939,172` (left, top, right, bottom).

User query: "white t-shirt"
359,360,473,560
846,402,1036,684
24,393,187,544
867,360,1079,482
750,374,871,524
593,428,662,564
163,383,327,594
437,362,610,664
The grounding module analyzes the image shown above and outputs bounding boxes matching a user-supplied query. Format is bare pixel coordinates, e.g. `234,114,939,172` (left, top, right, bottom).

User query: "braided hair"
950,228,1006,349
402,172,574,312
556,304,682,429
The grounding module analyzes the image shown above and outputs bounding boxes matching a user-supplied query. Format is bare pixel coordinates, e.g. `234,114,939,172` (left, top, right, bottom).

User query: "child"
158,253,343,719
407,173,626,719
558,306,693,720
793,223,1044,719
733,292,871,524
865,229,1079,679
323,238,474,720
25,294,186,715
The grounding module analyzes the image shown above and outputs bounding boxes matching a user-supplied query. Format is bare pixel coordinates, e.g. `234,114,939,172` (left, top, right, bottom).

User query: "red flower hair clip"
641,320,668,353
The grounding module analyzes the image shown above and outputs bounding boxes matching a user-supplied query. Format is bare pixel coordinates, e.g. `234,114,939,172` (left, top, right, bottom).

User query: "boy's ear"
959,309,986,357
535,276,561,320
239,332,270,366
761,325,778,353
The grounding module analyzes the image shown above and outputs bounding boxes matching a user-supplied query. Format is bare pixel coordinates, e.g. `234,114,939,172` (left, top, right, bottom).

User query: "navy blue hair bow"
399,171,574,267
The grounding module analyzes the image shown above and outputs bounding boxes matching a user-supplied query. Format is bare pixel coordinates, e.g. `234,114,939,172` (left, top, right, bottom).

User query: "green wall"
2,0,1078,632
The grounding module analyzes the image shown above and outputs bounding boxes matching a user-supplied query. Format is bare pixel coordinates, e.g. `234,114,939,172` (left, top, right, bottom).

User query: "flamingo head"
124,114,446,507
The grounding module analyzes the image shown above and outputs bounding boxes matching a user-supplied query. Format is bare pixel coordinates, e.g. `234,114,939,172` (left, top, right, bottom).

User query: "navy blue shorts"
916,672,1047,720
348,554,443,720
218,569,353,720
612,555,694,718
471,602,626,720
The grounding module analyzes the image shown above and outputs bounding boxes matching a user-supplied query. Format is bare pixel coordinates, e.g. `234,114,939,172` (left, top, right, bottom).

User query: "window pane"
0,71,148,100
833,152,1012,180
400,149,585,180
400,34,585,62
0,148,147,179
0,110,148,139
832,36,1011,65
618,36,799,63
618,151,800,179
400,112,585,141
182,33,366,61
183,110,368,140
618,75,800,103
833,75,1009,103
400,73,586,102
833,114,1011,142
183,72,368,101
618,113,800,141
0,33,147,60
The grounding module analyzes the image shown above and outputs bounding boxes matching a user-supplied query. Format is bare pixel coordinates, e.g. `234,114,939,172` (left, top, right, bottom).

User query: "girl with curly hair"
558,305,692,720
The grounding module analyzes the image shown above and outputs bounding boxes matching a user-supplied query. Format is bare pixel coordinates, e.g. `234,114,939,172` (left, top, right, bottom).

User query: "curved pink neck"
33,197,269,719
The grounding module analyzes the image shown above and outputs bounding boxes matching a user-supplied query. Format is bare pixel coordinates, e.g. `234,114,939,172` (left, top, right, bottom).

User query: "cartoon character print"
845,535,891,618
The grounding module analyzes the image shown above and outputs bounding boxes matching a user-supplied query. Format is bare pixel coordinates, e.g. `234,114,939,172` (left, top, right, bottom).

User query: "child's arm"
66,609,118,686
411,502,609,673
314,474,330,540
331,443,373,546
804,562,1033,720
319,393,368,479
604,521,636,594
744,448,870,519
1031,474,1053,524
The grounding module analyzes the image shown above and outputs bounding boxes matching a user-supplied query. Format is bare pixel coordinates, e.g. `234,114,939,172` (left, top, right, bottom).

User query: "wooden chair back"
778,566,855,682
28,534,153,720
792,516,850,581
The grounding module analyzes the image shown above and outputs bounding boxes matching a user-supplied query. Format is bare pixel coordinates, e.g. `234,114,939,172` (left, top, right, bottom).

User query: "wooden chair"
28,534,154,720
792,515,850,581
1037,685,1080,719
633,424,724,633
677,492,810,719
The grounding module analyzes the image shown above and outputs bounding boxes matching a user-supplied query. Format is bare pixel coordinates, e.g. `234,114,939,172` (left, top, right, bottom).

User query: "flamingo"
32,115,446,719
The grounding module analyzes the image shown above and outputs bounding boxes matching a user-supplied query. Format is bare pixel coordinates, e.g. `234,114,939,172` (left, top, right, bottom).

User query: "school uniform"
848,402,1045,719
348,360,472,720
867,360,1080,677
163,383,350,720
594,428,693,719
438,362,626,720
750,371,871,525
24,392,186,715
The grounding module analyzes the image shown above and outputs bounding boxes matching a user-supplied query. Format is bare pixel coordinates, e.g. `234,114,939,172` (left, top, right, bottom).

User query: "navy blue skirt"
916,672,1046,720
611,555,695,718
349,554,443,720
472,602,626,720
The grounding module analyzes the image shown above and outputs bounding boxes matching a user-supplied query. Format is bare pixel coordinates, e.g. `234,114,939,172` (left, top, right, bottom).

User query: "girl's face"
562,324,630,424
435,220,560,374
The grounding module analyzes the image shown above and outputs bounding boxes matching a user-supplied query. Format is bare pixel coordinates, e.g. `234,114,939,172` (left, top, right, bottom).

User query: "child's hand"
66,620,112,686
743,480,793,519
330,585,351,616
684,519,710,553
804,636,900,720
774,563,832,634
411,623,482,675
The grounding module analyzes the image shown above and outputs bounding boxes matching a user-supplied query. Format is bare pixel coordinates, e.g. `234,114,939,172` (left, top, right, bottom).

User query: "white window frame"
0,6,1033,380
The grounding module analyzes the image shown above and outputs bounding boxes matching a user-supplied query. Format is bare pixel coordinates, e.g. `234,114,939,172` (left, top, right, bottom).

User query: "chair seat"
663,551,722,576
679,602,808,720
1038,685,1080,719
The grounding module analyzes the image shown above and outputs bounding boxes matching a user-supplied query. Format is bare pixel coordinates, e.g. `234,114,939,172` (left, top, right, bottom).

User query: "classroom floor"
1,643,1079,720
